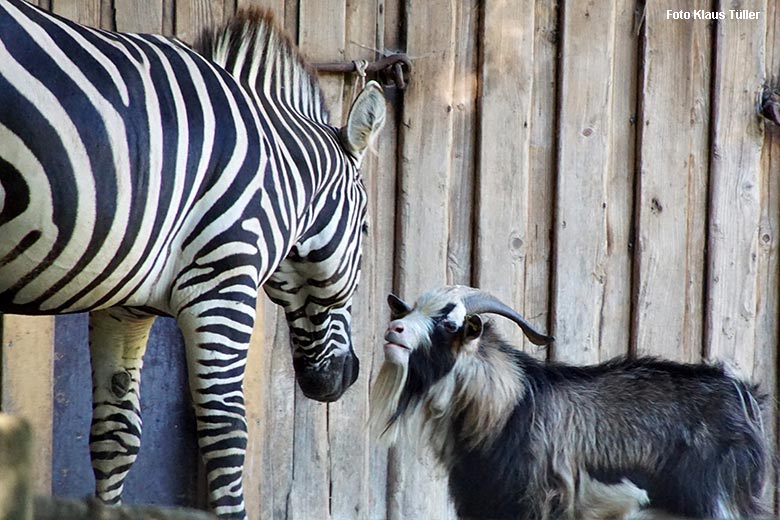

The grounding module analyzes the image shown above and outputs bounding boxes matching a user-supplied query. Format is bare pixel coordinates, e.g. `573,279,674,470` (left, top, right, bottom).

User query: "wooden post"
633,0,711,362
0,316,55,495
0,414,32,520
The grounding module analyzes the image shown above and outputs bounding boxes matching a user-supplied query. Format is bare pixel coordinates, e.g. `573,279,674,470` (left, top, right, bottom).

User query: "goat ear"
340,81,386,166
463,314,483,343
387,293,412,319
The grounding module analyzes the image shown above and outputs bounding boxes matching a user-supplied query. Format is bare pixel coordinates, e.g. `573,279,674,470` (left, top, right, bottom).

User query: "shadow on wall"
53,315,201,507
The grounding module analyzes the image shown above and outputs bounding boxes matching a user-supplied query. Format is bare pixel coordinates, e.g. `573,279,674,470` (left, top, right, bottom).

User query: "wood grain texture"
553,0,636,364
446,0,478,288
175,0,231,45
114,0,164,33
387,0,458,517
50,0,101,26
1,316,54,495
327,1,386,518
633,0,711,362
757,0,779,511
288,3,347,519
473,0,536,347
237,0,284,21
524,0,558,361
705,0,767,374
255,301,296,520
369,3,401,517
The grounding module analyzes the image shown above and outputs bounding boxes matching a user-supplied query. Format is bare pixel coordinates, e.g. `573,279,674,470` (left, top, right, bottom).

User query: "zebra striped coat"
0,1,386,518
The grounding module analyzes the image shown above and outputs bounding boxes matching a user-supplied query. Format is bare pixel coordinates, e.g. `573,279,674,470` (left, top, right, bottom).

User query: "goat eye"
441,320,458,333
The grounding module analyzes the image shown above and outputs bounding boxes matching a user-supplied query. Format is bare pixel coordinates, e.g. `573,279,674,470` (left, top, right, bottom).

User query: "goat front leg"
88,308,155,505
179,309,252,520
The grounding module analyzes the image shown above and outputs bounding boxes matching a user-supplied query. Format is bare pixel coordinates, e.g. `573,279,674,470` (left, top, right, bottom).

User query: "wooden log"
0,414,32,520
633,0,711,362
553,0,636,364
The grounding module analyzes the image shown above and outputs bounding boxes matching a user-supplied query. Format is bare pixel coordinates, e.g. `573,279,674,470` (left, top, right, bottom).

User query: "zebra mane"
195,8,329,124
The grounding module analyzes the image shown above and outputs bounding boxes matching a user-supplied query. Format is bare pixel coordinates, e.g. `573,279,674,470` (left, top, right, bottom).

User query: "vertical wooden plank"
525,0,558,360
764,3,780,511
114,0,164,33
299,1,346,112
365,109,398,520
369,2,401,517
327,1,387,519
388,0,458,518
707,1,773,510
705,0,767,372
552,0,637,364
175,0,231,45
289,3,347,518
252,300,296,520
1,316,54,495
633,0,711,362
242,302,266,520
237,0,285,19
446,0,478,288
473,0,536,348
758,0,779,512
50,0,101,26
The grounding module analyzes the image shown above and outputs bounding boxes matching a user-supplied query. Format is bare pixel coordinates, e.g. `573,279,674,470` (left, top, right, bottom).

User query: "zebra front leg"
88,308,155,505
179,310,251,520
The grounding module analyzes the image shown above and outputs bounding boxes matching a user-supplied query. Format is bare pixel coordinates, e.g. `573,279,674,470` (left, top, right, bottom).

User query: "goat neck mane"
194,8,329,125
370,322,526,456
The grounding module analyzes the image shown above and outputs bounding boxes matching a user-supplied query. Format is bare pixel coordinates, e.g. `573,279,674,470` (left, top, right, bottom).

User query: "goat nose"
388,322,404,334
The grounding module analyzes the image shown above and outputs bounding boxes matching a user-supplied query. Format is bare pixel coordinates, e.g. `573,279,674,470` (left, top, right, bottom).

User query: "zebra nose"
293,350,359,402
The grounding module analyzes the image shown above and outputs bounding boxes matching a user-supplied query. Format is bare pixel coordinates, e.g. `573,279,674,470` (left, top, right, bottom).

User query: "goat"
369,285,769,520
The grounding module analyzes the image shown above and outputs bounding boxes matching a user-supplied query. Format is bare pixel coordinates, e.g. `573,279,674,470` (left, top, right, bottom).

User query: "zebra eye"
361,222,370,236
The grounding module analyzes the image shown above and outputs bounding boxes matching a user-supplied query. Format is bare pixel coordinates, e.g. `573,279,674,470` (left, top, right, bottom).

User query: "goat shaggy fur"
370,286,769,520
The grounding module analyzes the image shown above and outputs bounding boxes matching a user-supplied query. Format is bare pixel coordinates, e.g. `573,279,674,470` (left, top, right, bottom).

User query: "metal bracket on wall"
759,86,780,127
314,53,412,90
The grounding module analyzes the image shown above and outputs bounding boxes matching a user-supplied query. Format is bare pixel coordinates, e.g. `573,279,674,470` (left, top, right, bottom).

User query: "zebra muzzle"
292,349,360,402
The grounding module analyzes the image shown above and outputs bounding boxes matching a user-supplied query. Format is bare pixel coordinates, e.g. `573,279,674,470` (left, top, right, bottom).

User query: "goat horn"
461,290,553,346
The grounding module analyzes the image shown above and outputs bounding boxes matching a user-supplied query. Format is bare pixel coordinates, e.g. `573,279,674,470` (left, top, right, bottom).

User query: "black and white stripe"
0,2,385,518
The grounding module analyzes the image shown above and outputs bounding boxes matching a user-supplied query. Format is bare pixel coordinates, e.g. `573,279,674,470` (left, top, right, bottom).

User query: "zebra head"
266,83,386,402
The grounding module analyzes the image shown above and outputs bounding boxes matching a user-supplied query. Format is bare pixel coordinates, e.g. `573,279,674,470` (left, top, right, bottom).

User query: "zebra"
0,1,386,518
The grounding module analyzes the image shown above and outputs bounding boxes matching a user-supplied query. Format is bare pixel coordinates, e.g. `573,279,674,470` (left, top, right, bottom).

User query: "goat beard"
369,360,409,443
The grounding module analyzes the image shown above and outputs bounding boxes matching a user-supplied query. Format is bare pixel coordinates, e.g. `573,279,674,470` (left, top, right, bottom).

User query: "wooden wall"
1,0,779,518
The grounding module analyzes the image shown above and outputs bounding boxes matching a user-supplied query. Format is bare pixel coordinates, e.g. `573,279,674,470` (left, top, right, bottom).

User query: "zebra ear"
340,81,386,165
